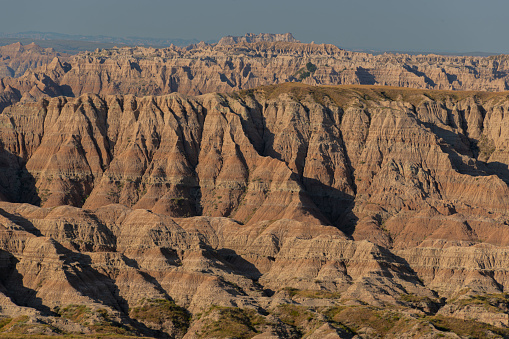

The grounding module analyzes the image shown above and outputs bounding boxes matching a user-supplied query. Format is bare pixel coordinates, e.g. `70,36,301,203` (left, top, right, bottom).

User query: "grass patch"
306,62,317,73
328,306,403,336
477,135,496,161
455,293,509,313
250,83,508,111
428,315,509,338
399,293,438,304
0,318,12,331
0,316,66,336
283,287,341,299
198,306,264,339
272,304,315,328
292,62,318,81
170,197,186,205
56,304,92,323
57,305,133,336
0,316,28,332
130,298,191,334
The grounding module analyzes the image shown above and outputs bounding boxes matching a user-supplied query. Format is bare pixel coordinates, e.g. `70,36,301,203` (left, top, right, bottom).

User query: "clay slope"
2,84,509,243
1,84,509,337
2,39,509,115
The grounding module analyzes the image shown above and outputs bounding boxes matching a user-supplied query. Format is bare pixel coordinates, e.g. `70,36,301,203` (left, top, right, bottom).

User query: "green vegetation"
0,310,137,337
306,62,317,73
322,306,347,320
295,71,310,80
0,315,66,337
36,187,50,205
283,287,341,299
56,304,92,323
88,309,131,335
293,61,318,81
273,304,315,328
230,88,256,101
477,134,496,161
329,306,403,336
198,306,264,339
54,305,133,336
4,301,509,338
399,293,438,304
455,293,509,313
427,315,509,338
130,298,191,333
0,318,11,331
254,82,508,111
323,303,509,338
170,197,186,205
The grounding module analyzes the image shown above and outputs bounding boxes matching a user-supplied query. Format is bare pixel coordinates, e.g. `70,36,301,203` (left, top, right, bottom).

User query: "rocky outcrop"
1,84,509,337
0,42,69,78
1,84,509,241
2,40,509,114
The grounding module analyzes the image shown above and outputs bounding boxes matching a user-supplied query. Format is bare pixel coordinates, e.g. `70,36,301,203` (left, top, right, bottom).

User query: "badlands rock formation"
1,39,509,115
1,84,509,337
217,33,300,45
0,42,68,78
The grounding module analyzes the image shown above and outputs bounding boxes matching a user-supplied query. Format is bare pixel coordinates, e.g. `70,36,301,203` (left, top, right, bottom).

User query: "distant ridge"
217,32,300,45
352,48,500,57
0,31,212,47
0,31,502,57
0,31,217,53
0,31,302,54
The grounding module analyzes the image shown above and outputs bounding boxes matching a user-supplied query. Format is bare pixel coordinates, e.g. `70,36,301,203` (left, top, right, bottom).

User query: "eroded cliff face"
0,42,68,78
2,84,509,337
2,40,509,116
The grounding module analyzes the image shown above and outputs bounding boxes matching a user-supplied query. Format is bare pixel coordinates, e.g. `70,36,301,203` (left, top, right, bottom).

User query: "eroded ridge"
1,85,509,337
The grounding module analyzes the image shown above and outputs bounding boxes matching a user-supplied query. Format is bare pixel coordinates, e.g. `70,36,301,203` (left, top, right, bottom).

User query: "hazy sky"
0,0,507,53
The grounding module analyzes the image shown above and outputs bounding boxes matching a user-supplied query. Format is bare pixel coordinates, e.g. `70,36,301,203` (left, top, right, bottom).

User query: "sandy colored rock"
1,84,509,337
3,39,509,113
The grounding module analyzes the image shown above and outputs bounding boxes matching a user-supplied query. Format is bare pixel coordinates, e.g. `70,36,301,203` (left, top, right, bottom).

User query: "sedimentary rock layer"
2,84,509,246
2,39,509,114
0,42,68,78
1,84,509,337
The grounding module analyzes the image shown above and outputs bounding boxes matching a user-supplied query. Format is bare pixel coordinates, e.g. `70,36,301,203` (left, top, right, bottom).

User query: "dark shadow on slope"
234,100,359,233
81,211,117,251
445,73,459,85
0,86,21,113
486,162,509,183
301,176,356,229
199,242,260,277
216,248,263,280
403,65,437,87
0,250,53,315
355,67,376,85
129,62,142,73
0,208,42,236
57,245,169,337
0,147,39,205
219,73,235,88
60,249,129,313
419,121,509,183
375,246,444,315
120,253,171,300
334,205,360,238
